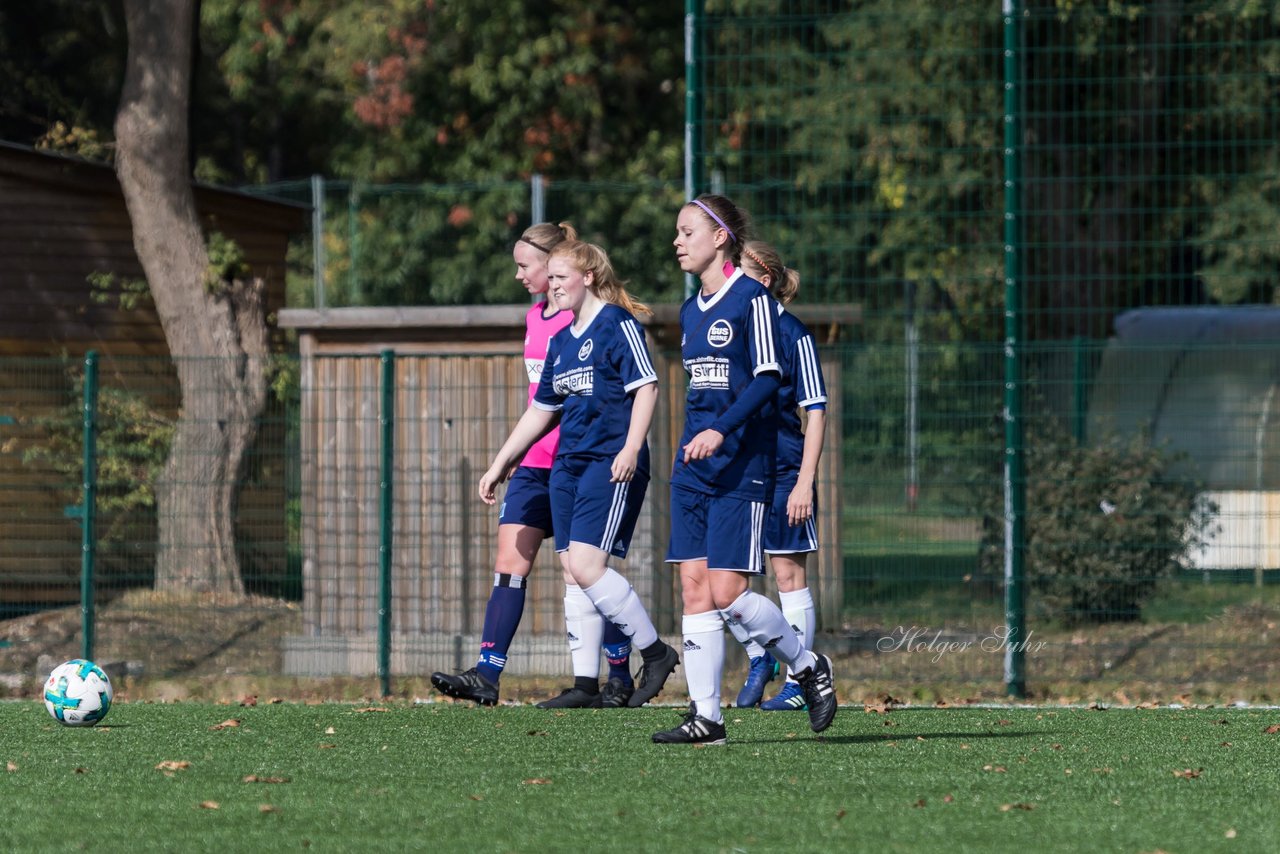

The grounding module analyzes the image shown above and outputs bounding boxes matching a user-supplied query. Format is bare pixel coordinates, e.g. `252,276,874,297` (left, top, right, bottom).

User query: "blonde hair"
518,221,578,254
549,240,652,318
742,240,801,305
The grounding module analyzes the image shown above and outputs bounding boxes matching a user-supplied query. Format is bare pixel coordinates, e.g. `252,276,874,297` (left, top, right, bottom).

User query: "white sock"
564,584,604,679
582,568,659,651
720,589,815,675
682,610,726,722
725,618,765,661
779,587,816,681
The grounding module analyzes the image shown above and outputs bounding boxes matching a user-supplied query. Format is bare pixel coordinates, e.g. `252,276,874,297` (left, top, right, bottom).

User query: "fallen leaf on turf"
943,795,954,804
982,765,1007,773
469,795,483,801
318,743,336,750
522,778,551,785
6,762,16,773
1263,724,1280,734
259,804,281,814
1000,803,1034,812
243,775,290,784
355,706,390,713
74,767,88,774
913,799,926,808
269,698,284,704
1173,768,1203,779
156,761,191,772
198,801,219,810
835,810,846,820
209,719,241,731
526,730,549,737
240,695,258,707
1221,742,1233,747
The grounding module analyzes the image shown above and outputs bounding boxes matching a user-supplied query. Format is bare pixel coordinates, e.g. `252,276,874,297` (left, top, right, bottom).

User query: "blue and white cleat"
760,681,807,711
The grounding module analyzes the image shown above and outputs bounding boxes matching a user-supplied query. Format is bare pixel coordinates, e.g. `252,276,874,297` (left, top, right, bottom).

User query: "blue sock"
476,574,526,684
602,621,632,686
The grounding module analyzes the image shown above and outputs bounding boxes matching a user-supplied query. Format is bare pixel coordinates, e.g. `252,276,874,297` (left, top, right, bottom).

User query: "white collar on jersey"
697,268,744,312
569,299,605,337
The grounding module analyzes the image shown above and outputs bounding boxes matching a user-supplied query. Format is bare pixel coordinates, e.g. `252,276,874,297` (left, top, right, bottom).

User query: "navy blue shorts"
549,459,649,558
498,466,554,536
665,484,767,575
763,478,819,555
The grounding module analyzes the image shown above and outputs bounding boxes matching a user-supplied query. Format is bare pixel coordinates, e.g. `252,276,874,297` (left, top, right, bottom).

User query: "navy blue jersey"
775,304,828,479
671,271,782,500
532,303,657,470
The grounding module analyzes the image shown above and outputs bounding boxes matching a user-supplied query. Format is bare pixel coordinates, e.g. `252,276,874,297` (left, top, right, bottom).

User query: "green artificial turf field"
3,700,1277,852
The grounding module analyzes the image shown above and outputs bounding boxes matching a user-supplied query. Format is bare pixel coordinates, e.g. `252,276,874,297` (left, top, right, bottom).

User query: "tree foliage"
7,2,1280,319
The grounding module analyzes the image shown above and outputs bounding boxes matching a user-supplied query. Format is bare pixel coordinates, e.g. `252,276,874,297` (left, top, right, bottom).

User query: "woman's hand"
786,480,814,527
681,428,724,463
478,464,511,505
611,446,639,482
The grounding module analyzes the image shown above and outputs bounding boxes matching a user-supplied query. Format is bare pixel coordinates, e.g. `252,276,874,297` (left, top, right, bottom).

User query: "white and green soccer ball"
43,659,113,727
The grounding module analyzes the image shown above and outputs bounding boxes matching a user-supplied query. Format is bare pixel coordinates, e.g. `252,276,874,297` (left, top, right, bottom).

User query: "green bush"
979,421,1217,625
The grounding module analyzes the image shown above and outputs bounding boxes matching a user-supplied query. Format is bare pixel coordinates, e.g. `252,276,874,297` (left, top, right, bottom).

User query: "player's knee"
493,551,535,576
709,575,750,611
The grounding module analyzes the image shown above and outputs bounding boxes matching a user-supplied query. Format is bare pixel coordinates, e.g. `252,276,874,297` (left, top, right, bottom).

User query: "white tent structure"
1088,307,1280,574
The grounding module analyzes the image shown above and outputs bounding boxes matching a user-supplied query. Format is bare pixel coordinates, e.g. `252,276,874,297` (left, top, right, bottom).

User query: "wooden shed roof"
0,141,310,230
0,141,309,357
278,303,862,353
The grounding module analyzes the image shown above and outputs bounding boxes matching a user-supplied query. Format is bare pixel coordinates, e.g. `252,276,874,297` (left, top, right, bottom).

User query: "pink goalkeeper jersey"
520,300,574,468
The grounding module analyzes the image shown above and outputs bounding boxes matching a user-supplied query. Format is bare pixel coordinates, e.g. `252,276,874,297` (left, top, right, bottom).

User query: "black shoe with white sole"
794,652,837,733
651,706,727,745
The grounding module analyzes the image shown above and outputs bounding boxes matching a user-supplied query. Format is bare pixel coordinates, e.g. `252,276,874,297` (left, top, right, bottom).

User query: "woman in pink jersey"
431,222,635,707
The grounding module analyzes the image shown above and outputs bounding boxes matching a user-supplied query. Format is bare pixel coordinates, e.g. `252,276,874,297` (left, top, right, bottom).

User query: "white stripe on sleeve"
795,335,827,407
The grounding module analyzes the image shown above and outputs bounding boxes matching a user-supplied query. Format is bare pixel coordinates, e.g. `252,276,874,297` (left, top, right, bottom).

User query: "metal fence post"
311,174,327,310
684,0,704,299
80,351,99,662
349,181,361,304
530,173,545,227
1002,0,1027,699
378,349,395,696
1072,335,1087,444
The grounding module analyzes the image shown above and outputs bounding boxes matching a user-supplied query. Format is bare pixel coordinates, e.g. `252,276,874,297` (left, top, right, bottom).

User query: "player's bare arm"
612,381,658,482
479,406,560,504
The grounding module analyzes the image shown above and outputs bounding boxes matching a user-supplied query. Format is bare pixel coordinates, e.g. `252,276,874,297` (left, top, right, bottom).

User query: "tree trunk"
114,0,269,597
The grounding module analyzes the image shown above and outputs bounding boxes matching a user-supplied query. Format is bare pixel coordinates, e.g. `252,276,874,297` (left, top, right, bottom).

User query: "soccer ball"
43,659,113,727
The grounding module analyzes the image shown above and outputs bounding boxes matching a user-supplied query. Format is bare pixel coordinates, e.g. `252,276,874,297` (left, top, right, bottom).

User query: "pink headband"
690,199,736,244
